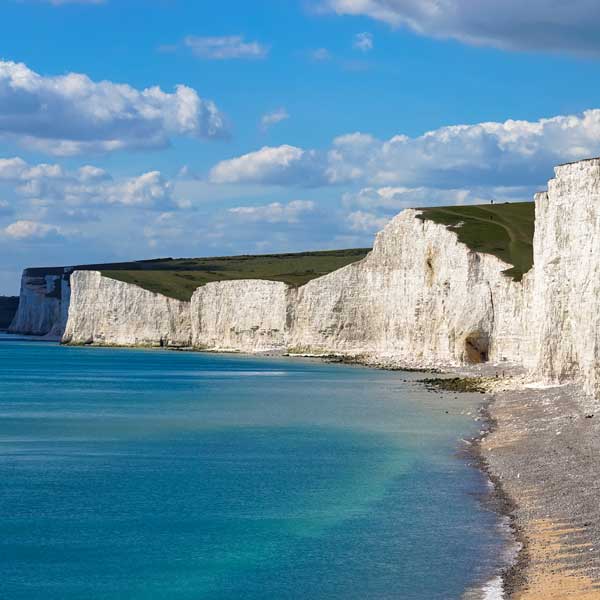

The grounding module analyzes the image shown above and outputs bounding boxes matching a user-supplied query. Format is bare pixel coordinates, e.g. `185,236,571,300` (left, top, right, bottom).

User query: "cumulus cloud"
346,210,390,232
228,200,315,223
0,60,227,156
341,184,532,238
210,145,327,186
324,0,600,56
184,35,269,60
3,220,62,240
343,186,481,210
209,109,600,188
260,108,290,131
353,32,373,52
0,157,181,210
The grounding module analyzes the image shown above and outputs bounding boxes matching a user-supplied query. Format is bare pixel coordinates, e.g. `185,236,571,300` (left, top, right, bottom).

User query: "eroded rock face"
8,271,70,339
288,210,527,367
191,280,291,352
62,270,191,347
525,160,600,396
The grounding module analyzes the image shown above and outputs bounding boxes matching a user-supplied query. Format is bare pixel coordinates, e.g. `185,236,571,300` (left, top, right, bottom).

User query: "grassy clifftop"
101,249,371,301
417,201,535,281
21,250,371,302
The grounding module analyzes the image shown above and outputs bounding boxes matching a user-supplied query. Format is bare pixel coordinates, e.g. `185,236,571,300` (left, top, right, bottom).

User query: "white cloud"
210,145,326,186
104,172,175,207
228,200,315,223
324,0,600,55
3,220,62,240
341,184,533,238
353,32,373,52
0,60,227,156
184,35,269,60
209,109,600,188
0,157,181,210
346,210,390,232
343,186,479,210
260,108,290,131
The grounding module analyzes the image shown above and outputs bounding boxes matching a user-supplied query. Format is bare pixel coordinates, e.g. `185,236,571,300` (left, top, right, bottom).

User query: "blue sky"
2,0,600,293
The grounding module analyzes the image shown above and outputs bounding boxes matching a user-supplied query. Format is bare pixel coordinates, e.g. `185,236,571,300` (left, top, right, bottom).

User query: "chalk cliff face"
525,160,600,396
10,210,531,363
288,210,526,366
191,280,291,352
14,157,600,399
8,271,70,339
51,210,532,368
62,270,191,347
184,210,527,364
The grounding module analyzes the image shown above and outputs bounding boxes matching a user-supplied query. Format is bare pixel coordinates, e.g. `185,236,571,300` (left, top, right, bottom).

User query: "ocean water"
0,336,506,600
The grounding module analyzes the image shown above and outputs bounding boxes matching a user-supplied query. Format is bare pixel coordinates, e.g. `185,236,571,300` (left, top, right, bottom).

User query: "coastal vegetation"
100,249,371,301
22,249,371,303
417,202,535,280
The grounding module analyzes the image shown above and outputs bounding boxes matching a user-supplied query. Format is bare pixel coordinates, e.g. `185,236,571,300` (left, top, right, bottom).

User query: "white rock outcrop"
191,280,291,352
525,159,600,396
8,271,70,339
62,270,191,347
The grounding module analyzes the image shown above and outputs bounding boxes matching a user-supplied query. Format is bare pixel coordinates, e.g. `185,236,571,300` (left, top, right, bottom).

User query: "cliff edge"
10,157,600,399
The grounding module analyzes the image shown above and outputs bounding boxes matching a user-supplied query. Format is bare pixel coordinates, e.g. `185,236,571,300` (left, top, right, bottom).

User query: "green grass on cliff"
417,201,535,281
101,249,371,301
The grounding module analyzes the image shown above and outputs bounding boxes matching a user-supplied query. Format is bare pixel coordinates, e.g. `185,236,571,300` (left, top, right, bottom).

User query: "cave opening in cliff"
464,332,489,364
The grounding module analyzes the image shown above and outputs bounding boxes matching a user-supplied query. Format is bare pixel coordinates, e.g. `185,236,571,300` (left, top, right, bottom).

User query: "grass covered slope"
101,249,371,301
417,202,535,280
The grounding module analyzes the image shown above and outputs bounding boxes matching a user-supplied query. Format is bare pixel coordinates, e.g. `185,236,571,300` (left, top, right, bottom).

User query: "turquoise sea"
0,335,506,599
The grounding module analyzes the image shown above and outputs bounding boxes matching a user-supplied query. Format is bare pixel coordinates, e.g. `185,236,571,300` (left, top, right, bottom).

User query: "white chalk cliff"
8,270,70,339
524,159,600,397
287,209,527,366
62,270,191,347
9,158,600,397
191,280,291,352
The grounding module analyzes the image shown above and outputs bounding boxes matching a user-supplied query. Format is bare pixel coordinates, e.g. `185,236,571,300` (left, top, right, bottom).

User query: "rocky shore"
469,375,600,599
416,363,600,599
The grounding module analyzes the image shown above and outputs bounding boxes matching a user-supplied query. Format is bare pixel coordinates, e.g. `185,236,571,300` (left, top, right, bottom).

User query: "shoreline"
5,334,600,598
423,372,525,600
470,401,528,599
409,366,600,599
472,377,600,599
